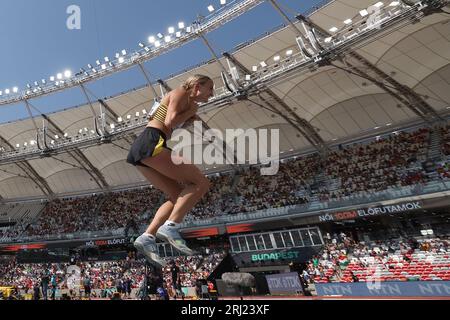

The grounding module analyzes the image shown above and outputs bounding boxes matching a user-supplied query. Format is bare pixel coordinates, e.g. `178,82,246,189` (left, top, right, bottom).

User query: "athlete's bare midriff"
146,119,171,139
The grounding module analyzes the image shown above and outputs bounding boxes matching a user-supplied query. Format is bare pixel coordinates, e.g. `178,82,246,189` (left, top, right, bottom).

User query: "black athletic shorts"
127,127,170,167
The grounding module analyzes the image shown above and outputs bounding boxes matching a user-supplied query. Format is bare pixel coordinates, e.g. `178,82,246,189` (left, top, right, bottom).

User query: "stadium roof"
0,0,449,201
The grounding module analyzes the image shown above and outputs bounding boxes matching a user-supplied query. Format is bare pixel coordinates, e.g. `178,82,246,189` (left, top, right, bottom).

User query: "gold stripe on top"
152,103,168,124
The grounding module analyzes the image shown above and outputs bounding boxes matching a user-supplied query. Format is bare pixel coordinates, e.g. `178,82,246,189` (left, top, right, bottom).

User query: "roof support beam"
97,99,135,146
343,52,442,123
42,115,110,190
298,15,442,123
157,79,172,95
79,84,98,118
268,0,303,36
223,52,327,153
0,135,54,199
137,63,160,101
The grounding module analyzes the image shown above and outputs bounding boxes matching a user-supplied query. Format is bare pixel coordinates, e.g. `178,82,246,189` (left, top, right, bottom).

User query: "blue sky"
0,0,323,123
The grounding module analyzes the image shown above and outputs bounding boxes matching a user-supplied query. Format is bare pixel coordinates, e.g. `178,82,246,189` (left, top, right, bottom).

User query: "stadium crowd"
228,155,317,214
318,128,431,201
303,234,450,284
0,124,449,240
0,250,225,300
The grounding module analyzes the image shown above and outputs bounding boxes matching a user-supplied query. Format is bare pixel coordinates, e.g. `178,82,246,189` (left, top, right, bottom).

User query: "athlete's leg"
140,149,210,223
136,165,183,236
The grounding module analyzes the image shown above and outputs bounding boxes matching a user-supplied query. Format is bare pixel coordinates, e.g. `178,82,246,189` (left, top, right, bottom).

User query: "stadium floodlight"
178,22,185,29
136,112,140,117
273,55,280,62
92,68,97,73
118,117,123,122
55,135,59,139
168,27,175,34
286,49,293,56
5,89,10,94
115,53,120,59
186,26,192,33
30,140,35,146
50,140,55,145
360,9,369,16
87,64,93,69
121,50,127,55
16,144,20,148
118,57,125,63
64,70,72,78
90,130,95,134
64,133,68,138
157,33,164,39
104,57,110,62
343,19,352,25
329,27,338,32
148,36,156,43
154,41,161,48
252,66,258,72
126,115,131,120
101,64,107,70
208,5,215,12
142,109,147,114
374,1,384,8
220,0,227,5
245,75,251,81
144,47,150,52
50,76,55,82
34,81,39,86
0,91,2,96
27,84,32,89
84,128,88,132
260,61,267,67
176,31,182,38
96,60,101,65
41,79,46,84
139,42,145,48
389,1,400,6
57,73,63,80
110,123,115,129
165,36,171,43
24,142,28,147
